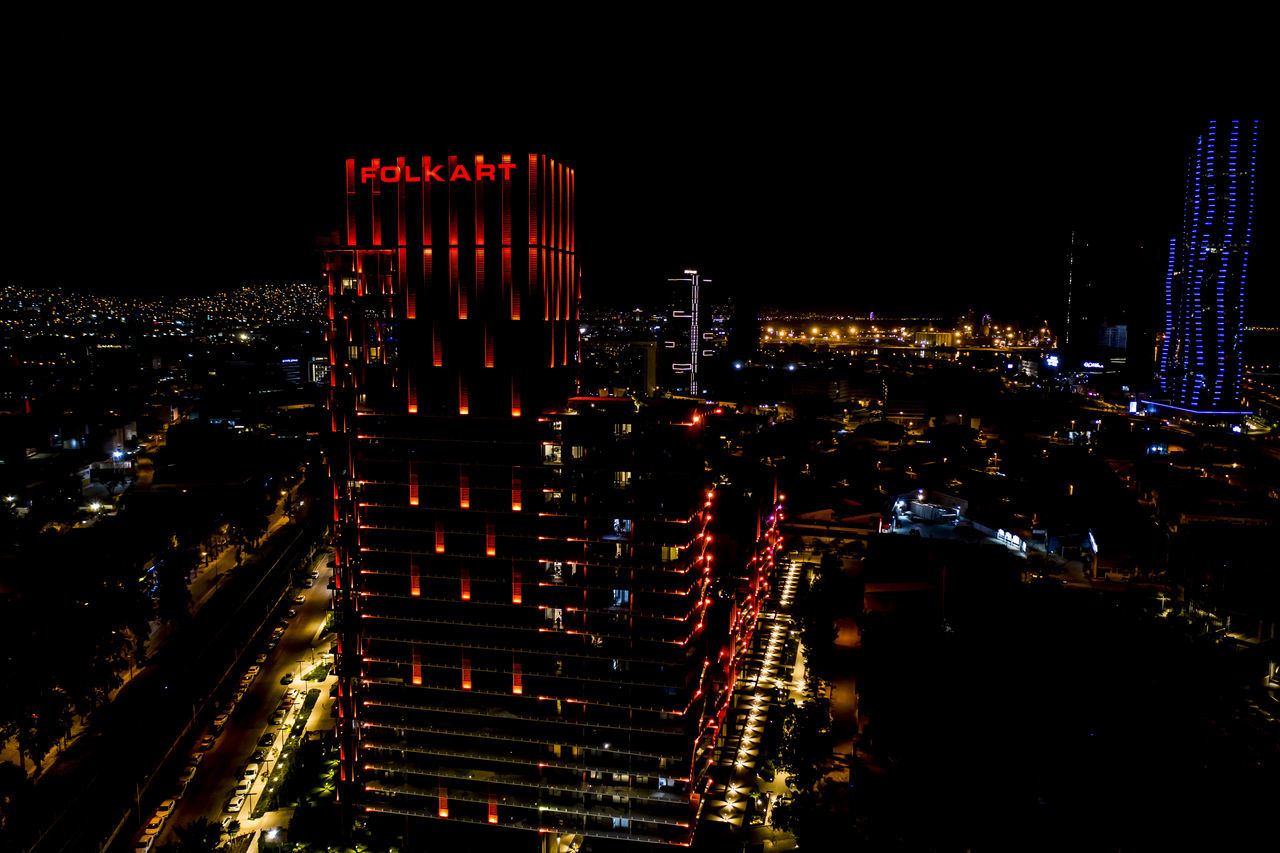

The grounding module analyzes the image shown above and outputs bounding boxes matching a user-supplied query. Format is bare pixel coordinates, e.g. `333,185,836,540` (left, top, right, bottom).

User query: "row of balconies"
359,692,696,738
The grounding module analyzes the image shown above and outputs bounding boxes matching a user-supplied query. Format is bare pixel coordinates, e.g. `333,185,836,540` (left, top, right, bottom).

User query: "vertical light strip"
421,156,433,246
451,247,464,319
344,158,357,246
370,158,382,247
396,157,407,247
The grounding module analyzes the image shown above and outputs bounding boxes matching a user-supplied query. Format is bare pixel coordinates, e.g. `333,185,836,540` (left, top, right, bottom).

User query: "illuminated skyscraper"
1062,230,1096,354
325,156,778,848
1157,120,1261,415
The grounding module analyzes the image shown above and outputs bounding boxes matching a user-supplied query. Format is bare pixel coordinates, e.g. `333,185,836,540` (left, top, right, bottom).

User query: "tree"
8,688,74,775
127,573,155,666
156,550,194,624
237,507,269,551
155,816,224,853
777,692,835,793
0,760,30,836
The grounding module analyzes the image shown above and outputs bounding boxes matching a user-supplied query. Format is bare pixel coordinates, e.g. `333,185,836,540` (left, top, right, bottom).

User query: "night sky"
5,102,1271,325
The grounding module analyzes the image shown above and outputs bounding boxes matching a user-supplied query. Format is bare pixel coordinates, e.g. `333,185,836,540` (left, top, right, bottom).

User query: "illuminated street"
153,550,335,847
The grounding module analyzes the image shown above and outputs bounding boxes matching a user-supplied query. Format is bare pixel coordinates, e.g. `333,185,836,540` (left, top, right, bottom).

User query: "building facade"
1157,120,1261,415
325,155,778,848
1062,230,1096,355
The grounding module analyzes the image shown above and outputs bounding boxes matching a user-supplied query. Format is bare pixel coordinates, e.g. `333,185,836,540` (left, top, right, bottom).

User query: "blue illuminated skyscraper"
1157,120,1261,415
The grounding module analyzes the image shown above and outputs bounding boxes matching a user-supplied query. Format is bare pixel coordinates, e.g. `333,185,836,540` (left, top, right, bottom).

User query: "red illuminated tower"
326,154,778,848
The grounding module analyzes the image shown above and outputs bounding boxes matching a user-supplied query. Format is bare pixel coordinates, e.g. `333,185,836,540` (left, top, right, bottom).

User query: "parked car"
212,713,229,730
177,764,197,784
287,609,298,617
281,673,294,685
244,763,260,779
225,795,245,814
258,733,276,748
246,665,260,677
234,779,250,796
133,835,155,853
294,594,306,604
141,815,165,836
269,711,285,726
250,749,267,762
155,799,176,818
254,653,268,664
195,734,215,752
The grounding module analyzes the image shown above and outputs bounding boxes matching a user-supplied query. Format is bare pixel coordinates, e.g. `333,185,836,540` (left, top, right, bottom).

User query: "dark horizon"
4,113,1271,325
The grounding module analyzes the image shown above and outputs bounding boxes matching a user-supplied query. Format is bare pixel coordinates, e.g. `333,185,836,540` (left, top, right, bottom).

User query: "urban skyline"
8,116,1276,324
3,117,1278,853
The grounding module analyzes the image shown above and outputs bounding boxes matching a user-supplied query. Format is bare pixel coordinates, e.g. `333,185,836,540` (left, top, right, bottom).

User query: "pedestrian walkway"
701,557,805,841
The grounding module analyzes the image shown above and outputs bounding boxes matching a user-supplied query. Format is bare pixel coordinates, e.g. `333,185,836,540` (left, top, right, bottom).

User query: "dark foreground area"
855,582,1278,851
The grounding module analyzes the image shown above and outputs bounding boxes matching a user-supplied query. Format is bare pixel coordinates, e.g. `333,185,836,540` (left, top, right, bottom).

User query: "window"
612,518,633,537
613,471,632,489
613,423,632,436
541,443,562,464
611,589,631,608
570,445,585,460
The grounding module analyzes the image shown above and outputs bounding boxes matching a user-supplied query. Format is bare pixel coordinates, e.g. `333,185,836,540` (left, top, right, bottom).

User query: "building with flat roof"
325,155,778,848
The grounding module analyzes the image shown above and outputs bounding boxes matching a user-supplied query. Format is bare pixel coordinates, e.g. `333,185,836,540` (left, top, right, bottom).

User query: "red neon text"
360,159,516,184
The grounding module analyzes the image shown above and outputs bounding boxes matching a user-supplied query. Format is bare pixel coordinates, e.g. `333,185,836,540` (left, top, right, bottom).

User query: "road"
152,550,334,847
23,518,324,853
